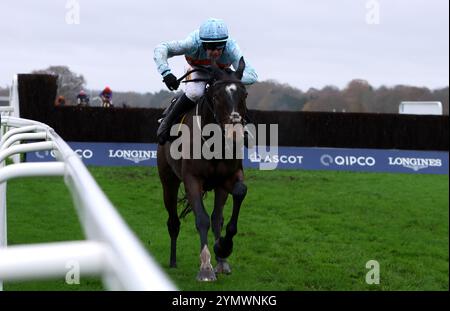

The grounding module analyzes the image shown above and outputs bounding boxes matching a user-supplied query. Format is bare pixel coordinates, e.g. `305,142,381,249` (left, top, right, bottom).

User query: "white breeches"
184,66,209,102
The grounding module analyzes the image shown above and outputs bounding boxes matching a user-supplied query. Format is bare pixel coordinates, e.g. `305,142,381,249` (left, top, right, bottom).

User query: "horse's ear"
235,57,245,80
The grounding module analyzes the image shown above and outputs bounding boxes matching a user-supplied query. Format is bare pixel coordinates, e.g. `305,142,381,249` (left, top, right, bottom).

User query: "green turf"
4,167,449,291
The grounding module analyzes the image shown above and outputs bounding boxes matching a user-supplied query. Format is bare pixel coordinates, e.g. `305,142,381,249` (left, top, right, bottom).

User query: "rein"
177,67,211,84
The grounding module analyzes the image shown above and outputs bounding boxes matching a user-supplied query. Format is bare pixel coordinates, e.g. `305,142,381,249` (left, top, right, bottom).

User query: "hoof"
214,260,232,275
196,269,217,282
214,237,233,259
169,263,177,268
198,245,216,281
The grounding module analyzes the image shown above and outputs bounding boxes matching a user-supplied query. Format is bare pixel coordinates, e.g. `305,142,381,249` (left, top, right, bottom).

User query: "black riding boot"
157,93,196,145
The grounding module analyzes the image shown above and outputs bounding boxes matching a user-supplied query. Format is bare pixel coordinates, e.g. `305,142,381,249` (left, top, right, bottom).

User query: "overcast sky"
0,0,448,93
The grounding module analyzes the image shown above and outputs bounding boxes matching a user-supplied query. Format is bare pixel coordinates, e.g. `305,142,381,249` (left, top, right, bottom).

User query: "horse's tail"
178,190,207,219
178,194,191,219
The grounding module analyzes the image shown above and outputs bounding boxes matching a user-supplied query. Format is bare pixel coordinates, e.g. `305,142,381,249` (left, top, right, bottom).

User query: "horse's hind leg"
212,187,232,274
158,152,181,268
211,187,227,241
164,179,181,268
184,174,216,281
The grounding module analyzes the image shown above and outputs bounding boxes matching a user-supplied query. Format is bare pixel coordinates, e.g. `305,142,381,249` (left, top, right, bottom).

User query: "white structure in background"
399,101,443,115
0,76,176,291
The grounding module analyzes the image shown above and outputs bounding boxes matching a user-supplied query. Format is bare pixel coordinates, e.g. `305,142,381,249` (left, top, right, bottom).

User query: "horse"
157,57,249,281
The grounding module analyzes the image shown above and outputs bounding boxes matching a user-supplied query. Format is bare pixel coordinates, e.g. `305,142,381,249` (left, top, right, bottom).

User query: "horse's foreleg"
215,171,247,260
184,175,216,281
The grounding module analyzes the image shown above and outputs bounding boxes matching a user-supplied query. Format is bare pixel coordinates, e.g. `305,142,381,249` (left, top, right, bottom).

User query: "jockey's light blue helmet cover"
199,18,229,43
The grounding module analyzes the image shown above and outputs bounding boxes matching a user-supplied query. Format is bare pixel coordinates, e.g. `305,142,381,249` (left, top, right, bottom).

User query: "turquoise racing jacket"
154,30,258,85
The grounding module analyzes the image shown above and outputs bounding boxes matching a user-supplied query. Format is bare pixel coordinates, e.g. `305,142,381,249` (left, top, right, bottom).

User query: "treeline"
86,79,450,115
300,80,449,115
1,78,448,115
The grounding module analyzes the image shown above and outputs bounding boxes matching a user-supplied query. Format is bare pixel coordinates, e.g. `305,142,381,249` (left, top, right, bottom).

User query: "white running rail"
0,115,176,291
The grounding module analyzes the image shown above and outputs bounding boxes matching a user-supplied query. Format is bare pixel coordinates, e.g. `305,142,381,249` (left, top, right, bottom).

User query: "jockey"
100,86,113,102
153,17,258,145
76,90,89,106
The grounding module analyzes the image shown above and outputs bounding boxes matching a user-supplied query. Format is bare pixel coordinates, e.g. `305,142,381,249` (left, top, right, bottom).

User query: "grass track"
4,167,449,291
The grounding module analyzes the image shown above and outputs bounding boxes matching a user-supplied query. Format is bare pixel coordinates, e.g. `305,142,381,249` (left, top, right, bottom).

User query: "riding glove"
163,73,180,91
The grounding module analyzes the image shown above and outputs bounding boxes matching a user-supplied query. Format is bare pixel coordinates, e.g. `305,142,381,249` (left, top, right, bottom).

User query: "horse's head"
205,57,248,141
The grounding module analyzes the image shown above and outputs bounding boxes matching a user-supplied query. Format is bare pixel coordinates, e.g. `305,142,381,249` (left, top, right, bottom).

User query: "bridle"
180,68,248,148
180,67,247,125
205,79,247,125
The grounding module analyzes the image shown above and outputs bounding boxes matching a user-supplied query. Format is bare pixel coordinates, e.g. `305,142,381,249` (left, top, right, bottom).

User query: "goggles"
202,41,226,51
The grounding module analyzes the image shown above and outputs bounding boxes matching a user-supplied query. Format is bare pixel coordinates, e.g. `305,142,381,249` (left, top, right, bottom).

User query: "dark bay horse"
157,57,248,281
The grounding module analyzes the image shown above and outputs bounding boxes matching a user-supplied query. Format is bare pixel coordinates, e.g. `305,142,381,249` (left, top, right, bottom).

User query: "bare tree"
342,79,373,113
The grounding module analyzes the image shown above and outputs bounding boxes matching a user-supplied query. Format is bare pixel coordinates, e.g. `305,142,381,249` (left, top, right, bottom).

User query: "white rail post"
0,116,176,291
9,74,21,163
0,173,5,291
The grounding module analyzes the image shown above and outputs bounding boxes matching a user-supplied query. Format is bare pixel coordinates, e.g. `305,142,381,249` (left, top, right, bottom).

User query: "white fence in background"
0,114,176,291
399,101,443,115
